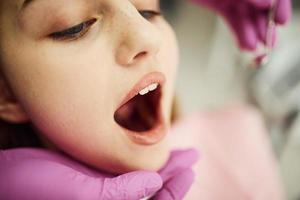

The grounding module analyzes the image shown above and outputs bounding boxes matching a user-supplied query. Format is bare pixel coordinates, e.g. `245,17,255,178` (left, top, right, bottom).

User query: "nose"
115,9,162,67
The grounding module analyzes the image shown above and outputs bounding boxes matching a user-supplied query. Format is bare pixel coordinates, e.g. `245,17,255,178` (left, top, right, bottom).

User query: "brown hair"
0,121,43,149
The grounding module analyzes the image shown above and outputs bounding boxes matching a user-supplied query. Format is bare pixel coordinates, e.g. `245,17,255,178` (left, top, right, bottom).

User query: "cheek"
28,62,116,144
12,52,130,170
2,41,121,152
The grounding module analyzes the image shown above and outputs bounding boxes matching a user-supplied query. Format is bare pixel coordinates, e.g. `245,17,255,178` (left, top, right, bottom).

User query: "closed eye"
139,10,161,20
49,10,161,42
49,18,97,41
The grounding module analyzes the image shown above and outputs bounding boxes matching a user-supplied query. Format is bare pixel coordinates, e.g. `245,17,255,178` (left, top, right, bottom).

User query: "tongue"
114,93,156,132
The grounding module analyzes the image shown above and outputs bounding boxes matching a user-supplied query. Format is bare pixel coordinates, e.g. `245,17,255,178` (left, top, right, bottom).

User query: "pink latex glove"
156,149,199,200
0,148,198,200
190,0,292,51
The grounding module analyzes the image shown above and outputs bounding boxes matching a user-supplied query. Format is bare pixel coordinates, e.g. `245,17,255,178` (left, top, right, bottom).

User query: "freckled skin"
0,0,179,173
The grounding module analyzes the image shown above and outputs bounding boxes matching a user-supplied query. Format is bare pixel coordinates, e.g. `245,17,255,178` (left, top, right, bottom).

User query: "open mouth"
113,72,167,145
114,83,162,133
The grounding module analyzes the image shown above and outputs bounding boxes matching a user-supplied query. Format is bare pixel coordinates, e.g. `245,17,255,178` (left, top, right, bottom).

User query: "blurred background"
161,0,300,199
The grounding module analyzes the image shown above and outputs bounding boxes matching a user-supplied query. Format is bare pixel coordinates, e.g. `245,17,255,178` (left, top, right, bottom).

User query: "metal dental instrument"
249,0,276,69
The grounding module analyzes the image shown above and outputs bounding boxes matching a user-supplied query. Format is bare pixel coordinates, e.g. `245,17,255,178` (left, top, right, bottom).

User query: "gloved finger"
245,0,273,9
102,171,162,200
154,169,195,200
158,148,199,182
256,11,279,47
270,26,278,47
274,0,292,25
255,11,268,44
222,9,258,51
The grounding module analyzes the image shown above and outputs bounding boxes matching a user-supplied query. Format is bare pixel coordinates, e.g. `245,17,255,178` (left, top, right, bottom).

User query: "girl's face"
0,0,178,173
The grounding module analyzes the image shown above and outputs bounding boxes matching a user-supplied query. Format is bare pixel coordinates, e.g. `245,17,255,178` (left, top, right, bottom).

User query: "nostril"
134,51,147,60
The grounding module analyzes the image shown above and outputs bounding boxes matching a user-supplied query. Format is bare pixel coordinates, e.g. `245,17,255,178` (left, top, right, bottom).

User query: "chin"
101,142,171,175
130,145,170,172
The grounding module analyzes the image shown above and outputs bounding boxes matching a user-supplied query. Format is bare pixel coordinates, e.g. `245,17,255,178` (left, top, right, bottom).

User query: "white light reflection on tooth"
138,83,159,96
139,88,149,95
148,83,158,91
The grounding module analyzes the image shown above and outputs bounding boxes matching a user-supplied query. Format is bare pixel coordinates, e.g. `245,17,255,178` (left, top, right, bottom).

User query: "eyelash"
49,10,161,41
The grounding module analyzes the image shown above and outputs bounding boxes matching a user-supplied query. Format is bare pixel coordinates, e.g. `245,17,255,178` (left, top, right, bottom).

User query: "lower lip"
120,104,167,145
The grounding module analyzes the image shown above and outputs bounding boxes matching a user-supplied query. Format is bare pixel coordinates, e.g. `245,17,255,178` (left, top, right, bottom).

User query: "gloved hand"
190,0,292,51
155,149,199,200
0,148,199,200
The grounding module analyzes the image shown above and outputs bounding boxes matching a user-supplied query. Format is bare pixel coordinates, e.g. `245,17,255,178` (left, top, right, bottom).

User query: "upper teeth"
139,83,158,95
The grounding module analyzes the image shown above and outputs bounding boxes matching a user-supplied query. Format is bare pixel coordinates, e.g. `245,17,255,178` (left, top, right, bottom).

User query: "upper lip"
117,71,166,109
